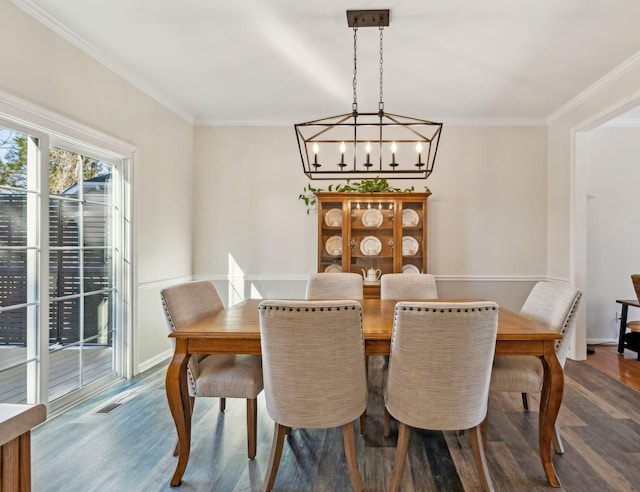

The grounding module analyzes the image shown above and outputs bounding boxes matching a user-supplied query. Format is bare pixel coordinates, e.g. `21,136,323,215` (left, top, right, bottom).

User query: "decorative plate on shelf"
325,236,342,256
402,264,421,274
361,209,384,228
402,209,420,227
324,263,342,273
402,236,419,256
360,236,382,256
324,208,342,228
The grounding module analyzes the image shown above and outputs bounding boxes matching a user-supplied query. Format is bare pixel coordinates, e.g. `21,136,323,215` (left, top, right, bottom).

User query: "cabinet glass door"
400,200,425,273
349,199,395,283
319,201,344,273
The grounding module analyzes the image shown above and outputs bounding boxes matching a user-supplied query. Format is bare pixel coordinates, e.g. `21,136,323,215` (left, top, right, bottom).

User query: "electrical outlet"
615,311,622,322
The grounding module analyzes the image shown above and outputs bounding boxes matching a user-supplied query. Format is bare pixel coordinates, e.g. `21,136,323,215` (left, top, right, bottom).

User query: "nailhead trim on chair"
396,306,498,313
160,293,198,394
258,305,359,312
160,296,177,331
555,292,582,351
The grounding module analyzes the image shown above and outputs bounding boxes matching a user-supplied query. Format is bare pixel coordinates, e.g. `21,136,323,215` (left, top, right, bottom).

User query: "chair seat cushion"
195,354,263,398
490,355,543,393
628,321,640,333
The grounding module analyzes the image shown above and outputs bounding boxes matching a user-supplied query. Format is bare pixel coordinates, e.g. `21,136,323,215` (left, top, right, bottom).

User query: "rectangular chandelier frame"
295,111,443,180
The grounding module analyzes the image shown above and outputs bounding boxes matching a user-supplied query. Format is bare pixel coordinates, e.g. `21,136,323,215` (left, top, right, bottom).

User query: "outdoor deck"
0,346,113,403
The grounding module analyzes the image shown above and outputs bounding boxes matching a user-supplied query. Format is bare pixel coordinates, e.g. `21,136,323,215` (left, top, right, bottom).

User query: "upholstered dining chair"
258,300,368,492
160,280,264,459
305,272,364,300
489,281,582,453
305,272,367,431
385,301,499,492
380,273,438,299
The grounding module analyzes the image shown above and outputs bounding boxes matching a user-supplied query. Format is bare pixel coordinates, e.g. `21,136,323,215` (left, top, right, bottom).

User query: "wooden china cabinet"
315,192,430,298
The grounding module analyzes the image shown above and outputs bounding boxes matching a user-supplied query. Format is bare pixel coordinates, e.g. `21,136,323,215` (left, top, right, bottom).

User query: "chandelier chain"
352,23,358,113
379,23,384,112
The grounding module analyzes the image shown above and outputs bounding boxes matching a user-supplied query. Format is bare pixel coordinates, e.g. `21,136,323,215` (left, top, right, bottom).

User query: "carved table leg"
166,339,192,486
539,341,564,488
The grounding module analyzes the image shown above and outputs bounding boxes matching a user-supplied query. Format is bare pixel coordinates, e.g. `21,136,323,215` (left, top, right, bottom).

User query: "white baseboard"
138,348,172,374
586,339,618,345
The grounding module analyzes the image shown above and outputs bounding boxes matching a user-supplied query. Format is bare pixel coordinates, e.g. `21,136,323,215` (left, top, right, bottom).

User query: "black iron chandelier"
295,9,443,181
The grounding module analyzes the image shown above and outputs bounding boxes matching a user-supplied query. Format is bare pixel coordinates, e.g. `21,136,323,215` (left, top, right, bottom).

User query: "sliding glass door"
0,120,130,411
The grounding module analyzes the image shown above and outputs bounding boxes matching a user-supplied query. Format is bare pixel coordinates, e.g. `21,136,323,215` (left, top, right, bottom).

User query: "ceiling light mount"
346,9,390,28
295,9,442,181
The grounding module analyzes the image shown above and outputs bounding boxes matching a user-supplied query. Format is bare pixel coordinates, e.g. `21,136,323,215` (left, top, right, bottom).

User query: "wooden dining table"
166,298,565,488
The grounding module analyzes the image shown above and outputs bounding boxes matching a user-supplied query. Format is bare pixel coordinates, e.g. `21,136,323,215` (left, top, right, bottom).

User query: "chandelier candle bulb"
416,142,423,167
365,142,372,167
390,141,398,167
312,143,319,168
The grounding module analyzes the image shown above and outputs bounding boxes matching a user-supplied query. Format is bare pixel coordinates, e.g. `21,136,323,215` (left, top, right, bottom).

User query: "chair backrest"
305,273,363,300
160,281,225,389
520,281,582,366
386,301,499,431
258,300,367,429
160,280,224,331
380,273,438,300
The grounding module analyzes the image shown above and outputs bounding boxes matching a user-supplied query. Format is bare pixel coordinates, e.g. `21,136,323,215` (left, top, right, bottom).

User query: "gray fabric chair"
258,300,367,491
305,272,367,430
489,281,582,453
160,280,263,459
385,301,499,492
305,272,364,300
379,272,438,380
380,273,438,299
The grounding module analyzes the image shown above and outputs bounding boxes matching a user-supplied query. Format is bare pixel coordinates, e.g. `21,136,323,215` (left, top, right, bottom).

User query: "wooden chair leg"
220,397,226,412
173,396,195,456
469,425,495,492
247,398,257,459
521,392,529,411
262,422,287,492
388,422,410,492
552,422,564,454
342,422,364,492
383,408,391,437
480,413,488,448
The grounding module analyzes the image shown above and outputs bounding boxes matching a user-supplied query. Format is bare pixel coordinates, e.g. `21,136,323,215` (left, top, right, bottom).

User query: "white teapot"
361,268,381,282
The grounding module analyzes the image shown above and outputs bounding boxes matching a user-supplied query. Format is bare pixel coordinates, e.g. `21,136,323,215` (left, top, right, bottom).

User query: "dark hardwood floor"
31,348,640,491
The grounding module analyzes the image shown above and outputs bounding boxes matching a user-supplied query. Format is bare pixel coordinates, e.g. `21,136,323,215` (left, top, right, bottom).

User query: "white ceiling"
15,0,640,125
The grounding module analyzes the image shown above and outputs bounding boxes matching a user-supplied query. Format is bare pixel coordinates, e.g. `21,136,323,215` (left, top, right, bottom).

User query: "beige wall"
193,125,548,312
0,1,194,373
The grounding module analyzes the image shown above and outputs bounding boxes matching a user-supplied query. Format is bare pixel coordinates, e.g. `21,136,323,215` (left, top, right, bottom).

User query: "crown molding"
194,117,547,127
11,0,195,125
546,51,640,125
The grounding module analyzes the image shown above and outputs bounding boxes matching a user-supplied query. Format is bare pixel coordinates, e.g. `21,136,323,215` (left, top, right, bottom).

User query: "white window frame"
0,89,135,413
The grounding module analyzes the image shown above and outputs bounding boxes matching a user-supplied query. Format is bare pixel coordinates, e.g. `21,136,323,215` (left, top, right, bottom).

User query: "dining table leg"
538,341,564,488
166,339,192,487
